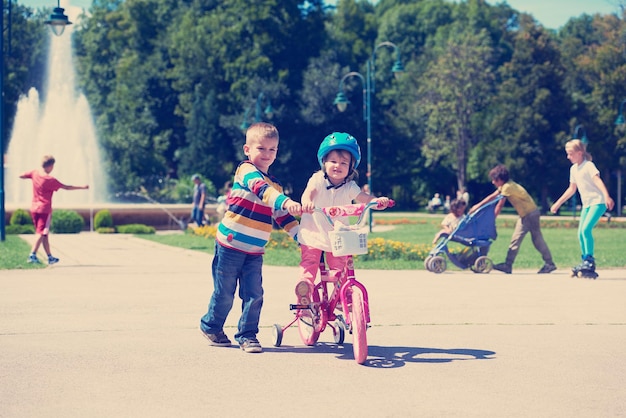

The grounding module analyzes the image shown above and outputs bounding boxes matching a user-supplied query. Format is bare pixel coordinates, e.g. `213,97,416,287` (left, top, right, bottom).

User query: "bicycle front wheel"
350,288,368,364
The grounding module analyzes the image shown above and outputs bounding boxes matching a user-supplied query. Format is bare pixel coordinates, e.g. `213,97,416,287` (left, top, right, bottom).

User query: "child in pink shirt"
20,155,89,265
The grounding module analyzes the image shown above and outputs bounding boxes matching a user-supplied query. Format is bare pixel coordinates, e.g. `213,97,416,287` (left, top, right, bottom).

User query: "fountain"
5,3,106,208
3,2,213,231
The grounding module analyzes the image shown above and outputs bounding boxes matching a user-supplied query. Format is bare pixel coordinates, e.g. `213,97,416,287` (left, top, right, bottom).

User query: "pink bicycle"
272,200,394,364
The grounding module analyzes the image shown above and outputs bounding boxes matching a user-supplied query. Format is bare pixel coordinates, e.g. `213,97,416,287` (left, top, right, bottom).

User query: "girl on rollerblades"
550,139,615,278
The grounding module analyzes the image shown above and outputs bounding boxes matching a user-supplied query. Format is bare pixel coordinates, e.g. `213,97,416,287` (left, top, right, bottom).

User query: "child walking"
199,122,301,353
190,174,207,226
470,164,556,274
295,132,389,305
19,155,89,264
550,139,614,276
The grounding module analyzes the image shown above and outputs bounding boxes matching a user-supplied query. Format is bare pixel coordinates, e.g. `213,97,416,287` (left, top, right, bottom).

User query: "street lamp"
615,99,626,126
44,0,72,36
615,99,625,217
1,1,72,241
240,92,274,132
568,124,590,218
572,124,588,144
334,41,404,231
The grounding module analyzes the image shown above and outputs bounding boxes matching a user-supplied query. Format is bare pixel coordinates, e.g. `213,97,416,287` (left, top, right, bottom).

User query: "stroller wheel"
424,256,433,271
430,256,447,274
472,256,493,274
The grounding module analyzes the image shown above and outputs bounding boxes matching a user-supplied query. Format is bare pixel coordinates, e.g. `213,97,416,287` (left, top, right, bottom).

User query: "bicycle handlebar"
315,199,395,230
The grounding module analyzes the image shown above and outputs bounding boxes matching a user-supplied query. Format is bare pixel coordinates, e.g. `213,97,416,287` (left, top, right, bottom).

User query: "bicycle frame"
272,200,393,364
321,256,369,325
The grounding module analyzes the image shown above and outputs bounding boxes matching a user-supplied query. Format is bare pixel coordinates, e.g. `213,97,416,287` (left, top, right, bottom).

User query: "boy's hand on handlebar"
284,199,302,216
301,202,316,214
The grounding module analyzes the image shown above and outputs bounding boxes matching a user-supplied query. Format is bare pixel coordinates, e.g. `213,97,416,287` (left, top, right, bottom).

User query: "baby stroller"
425,195,504,274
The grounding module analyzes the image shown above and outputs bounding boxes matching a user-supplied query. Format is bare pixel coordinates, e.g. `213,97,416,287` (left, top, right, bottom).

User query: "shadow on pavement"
264,342,495,368
364,345,496,368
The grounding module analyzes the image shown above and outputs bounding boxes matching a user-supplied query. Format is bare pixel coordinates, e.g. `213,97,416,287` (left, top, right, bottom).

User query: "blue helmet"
317,132,361,169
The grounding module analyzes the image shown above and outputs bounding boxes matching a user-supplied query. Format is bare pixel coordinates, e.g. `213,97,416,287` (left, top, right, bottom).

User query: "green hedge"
6,224,35,234
10,209,33,226
50,210,85,234
116,224,155,234
94,209,114,229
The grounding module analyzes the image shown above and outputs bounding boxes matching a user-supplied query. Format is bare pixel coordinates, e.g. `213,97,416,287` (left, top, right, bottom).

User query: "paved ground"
1,233,625,417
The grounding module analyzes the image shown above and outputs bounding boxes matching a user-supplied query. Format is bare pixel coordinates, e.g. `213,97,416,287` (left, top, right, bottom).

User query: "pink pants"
299,245,347,285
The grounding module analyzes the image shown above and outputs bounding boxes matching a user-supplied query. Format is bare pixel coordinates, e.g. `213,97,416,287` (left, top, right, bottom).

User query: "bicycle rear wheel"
297,285,322,346
350,288,368,364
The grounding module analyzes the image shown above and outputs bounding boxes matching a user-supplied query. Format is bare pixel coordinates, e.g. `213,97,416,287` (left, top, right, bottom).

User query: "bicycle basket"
329,227,369,256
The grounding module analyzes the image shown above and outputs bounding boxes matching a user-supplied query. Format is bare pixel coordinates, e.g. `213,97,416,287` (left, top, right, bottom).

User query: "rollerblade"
571,256,598,279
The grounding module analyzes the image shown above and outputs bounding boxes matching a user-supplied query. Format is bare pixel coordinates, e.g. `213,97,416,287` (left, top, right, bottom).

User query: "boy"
191,174,206,226
199,122,301,353
470,164,556,274
20,155,89,264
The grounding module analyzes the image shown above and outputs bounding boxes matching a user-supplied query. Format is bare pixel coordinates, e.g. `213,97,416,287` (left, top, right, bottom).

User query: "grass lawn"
0,236,46,270
3,213,624,270
137,213,626,271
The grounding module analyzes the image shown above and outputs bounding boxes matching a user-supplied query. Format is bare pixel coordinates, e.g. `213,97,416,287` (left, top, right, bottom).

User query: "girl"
550,139,614,276
295,132,389,305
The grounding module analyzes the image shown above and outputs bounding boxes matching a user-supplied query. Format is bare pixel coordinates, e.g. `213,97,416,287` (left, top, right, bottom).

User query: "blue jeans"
191,205,204,226
200,242,264,342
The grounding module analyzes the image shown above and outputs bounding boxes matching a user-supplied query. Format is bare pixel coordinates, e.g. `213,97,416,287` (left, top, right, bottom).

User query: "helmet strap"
324,173,348,190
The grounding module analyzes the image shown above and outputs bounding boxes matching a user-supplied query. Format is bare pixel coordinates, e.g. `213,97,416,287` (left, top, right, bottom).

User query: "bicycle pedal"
289,304,311,310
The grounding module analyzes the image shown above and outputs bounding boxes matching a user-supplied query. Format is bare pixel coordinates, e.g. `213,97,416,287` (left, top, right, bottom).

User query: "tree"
176,84,234,187
487,15,570,211
417,25,496,192
2,1,48,153
558,11,626,210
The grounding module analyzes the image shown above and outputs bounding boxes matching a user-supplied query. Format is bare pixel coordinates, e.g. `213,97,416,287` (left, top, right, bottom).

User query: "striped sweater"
216,161,299,254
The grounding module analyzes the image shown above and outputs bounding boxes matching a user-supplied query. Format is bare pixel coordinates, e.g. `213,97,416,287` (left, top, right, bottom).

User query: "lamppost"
568,124,589,218
614,99,625,217
1,0,71,241
333,41,404,232
44,0,72,36
240,92,274,132
615,99,626,126
572,124,588,144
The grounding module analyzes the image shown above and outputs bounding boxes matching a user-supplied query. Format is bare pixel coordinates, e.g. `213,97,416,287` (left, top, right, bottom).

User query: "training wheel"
272,324,283,347
333,321,345,344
